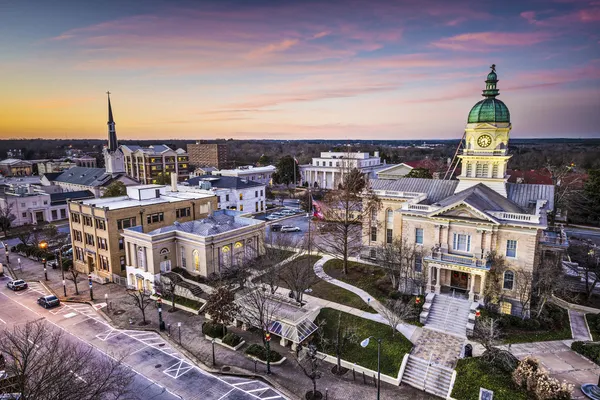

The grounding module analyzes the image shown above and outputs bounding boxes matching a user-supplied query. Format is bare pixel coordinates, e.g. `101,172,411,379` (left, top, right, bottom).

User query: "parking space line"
217,389,235,400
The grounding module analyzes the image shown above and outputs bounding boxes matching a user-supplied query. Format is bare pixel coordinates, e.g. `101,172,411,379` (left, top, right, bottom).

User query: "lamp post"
88,275,93,301
360,336,383,400
265,330,272,375
56,249,66,297
39,240,48,281
17,257,21,270
211,339,216,366
177,322,182,344
157,295,165,331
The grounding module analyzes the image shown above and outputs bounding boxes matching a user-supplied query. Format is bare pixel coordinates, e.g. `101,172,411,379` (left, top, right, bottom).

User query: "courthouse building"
363,67,567,315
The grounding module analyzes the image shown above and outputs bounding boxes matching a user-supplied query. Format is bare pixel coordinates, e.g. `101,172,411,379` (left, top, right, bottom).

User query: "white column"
435,267,441,294
468,273,475,301
479,274,487,304
427,265,433,293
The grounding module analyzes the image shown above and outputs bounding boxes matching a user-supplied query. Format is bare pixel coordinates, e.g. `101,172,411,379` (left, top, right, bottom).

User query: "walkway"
569,310,593,342
312,255,420,342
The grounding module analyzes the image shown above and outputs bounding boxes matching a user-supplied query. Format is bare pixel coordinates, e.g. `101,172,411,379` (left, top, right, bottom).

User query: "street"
0,274,285,400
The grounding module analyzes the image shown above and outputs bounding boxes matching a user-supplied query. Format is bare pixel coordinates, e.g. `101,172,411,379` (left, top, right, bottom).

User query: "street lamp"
211,338,216,366
157,295,165,331
265,330,272,375
56,248,66,297
177,322,182,344
360,336,383,400
39,241,48,281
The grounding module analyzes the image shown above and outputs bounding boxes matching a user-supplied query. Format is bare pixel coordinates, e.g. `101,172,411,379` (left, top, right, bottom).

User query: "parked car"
281,226,301,233
280,209,298,216
6,280,28,291
47,259,59,269
270,224,283,232
37,295,60,309
265,215,280,221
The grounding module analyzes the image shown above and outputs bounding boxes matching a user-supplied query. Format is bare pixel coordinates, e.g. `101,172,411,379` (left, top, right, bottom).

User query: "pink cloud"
431,31,554,51
520,5,600,26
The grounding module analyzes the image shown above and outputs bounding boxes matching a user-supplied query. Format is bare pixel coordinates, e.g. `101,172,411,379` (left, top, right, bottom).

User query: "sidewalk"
6,254,432,400
569,310,593,342
313,255,420,342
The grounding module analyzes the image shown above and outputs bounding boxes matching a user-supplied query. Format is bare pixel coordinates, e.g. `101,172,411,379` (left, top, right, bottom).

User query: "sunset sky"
1,0,599,140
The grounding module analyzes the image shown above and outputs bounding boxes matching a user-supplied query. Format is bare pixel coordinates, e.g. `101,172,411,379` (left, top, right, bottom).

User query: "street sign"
479,388,494,400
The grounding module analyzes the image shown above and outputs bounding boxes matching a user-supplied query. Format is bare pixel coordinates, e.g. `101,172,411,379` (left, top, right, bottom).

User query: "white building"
40,167,137,198
300,151,387,189
215,165,275,186
183,175,266,213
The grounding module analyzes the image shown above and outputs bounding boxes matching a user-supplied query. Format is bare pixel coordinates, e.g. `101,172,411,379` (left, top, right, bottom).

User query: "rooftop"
186,175,265,189
50,166,122,187
370,178,459,204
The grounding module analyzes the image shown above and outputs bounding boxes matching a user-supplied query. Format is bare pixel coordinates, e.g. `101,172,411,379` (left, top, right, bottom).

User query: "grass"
277,255,375,312
452,358,528,400
322,259,392,302
315,308,412,376
169,295,203,311
586,313,600,341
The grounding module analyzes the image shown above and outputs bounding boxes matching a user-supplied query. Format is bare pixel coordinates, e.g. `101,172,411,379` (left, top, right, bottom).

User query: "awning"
268,317,319,344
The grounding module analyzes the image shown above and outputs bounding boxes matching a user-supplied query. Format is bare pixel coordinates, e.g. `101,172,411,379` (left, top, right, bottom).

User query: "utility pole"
88,274,94,301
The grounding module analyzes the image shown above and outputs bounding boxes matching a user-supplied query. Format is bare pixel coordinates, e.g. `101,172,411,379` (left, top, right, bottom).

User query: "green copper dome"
467,64,510,124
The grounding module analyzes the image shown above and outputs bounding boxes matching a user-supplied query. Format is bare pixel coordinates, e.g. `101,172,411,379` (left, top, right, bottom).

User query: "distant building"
120,145,190,184
41,167,137,198
122,210,265,291
0,183,93,226
68,178,216,284
73,155,97,168
6,149,23,159
187,143,228,169
184,175,266,213
0,159,33,177
216,165,276,186
376,160,448,180
37,160,76,175
190,166,218,177
300,151,387,189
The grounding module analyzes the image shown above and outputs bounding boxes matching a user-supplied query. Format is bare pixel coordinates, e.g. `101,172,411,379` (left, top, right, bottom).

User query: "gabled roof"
50,190,94,205
42,172,62,182
0,158,32,166
369,178,459,204
434,183,524,214
506,183,554,212
53,167,120,187
186,175,264,189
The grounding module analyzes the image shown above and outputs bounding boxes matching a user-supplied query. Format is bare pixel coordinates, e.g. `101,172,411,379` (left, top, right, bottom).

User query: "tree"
515,269,533,319
0,201,16,237
376,237,423,292
331,311,357,374
203,284,238,337
257,154,270,166
154,172,172,185
379,299,416,336
16,230,32,246
126,288,153,325
569,241,600,301
582,169,600,225
0,320,134,400
315,167,380,274
533,250,569,318
64,261,80,295
472,317,518,372
279,252,318,303
159,274,180,311
254,233,299,295
483,251,508,312
101,181,127,198
294,330,328,400
405,167,433,179
274,155,300,186
237,285,281,346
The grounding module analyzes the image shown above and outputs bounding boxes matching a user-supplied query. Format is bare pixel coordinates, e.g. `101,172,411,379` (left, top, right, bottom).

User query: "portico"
425,255,488,302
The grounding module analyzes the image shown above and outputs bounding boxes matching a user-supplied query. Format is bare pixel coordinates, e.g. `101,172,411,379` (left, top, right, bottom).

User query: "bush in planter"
572,341,600,364
202,321,227,339
245,343,283,362
222,332,242,348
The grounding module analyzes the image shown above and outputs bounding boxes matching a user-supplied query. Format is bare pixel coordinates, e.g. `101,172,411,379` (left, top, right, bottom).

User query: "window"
155,189,160,197
492,164,499,178
415,257,422,272
83,216,93,226
137,247,146,270
119,238,124,250
255,191,258,198
329,161,332,167
370,227,377,242
95,218,106,230
260,201,264,210
260,190,263,196
160,248,170,255
255,202,258,212
225,194,230,202
85,233,94,245
176,207,191,218
482,164,489,177
239,204,244,212
503,270,514,290
466,163,472,177
506,240,517,258
71,213,80,223
146,212,164,224
43,200,48,205
60,209,66,218
370,248,377,259
120,256,126,271
117,217,136,230
20,202,25,208
97,237,108,250
453,233,471,252
500,301,512,315
181,247,187,268
193,250,199,272
73,230,82,242
51,210,58,220
386,209,393,226
239,193,243,201
99,255,109,271
32,201,37,206
415,228,424,245
22,212,26,218
75,247,84,262
386,229,393,244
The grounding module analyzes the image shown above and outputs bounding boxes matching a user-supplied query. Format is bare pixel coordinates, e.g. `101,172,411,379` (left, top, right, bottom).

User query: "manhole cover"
221,366,231,372
159,343,165,347
155,364,162,368
113,310,125,315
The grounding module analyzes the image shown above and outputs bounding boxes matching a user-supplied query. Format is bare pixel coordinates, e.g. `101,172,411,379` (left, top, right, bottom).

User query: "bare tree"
254,233,299,295
126,288,153,325
515,269,533,319
0,320,134,400
16,230,32,246
546,161,585,224
64,261,81,295
533,250,569,318
237,285,281,346
332,311,357,374
472,317,518,372
203,283,238,337
159,274,180,311
483,251,508,312
569,242,600,301
377,237,423,292
294,333,328,400
279,253,319,303
315,167,380,274
0,201,16,237
379,299,417,336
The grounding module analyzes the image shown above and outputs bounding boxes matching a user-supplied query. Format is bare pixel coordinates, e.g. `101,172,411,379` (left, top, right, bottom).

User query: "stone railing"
427,251,488,269
488,211,540,224
400,203,437,213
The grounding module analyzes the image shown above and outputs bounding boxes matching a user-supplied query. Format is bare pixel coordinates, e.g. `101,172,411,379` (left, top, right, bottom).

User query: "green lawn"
452,358,528,400
322,258,392,301
586,313,600,342
315,308,412,376
278,256,375,312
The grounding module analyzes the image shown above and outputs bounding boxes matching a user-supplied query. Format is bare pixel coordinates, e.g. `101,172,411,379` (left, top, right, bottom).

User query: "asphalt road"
0,275,285,400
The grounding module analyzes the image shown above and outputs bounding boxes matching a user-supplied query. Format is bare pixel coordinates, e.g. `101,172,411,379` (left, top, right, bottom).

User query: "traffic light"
265,332,271,342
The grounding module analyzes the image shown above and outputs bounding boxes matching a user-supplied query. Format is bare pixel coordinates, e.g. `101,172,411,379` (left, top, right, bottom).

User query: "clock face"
477,134,492,148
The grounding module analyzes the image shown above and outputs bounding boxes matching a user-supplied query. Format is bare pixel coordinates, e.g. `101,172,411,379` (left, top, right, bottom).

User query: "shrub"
512,356,541,392
222,332,242,347
202,322,227,339
513,357,573,399
245,343,283,362
572,341,600,365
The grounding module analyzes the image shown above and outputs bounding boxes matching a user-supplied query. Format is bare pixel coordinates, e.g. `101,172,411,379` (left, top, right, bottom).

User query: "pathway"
569,310,593,342
312,255,420,342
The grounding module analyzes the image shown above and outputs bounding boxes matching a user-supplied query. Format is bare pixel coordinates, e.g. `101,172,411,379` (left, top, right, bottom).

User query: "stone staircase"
401,355,455,399
425,295,471,337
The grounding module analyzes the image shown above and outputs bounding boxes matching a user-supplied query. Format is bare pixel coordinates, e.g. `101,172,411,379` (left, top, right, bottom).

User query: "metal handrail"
422,353,433,390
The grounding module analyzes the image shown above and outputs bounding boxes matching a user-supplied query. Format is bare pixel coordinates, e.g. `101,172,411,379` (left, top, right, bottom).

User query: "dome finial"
490,64,496,72
482,64,499,98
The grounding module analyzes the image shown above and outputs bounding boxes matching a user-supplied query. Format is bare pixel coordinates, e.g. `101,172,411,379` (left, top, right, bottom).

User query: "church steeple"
107,91,118,152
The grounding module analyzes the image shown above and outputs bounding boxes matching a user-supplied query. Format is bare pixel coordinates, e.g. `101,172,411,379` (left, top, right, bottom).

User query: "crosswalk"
14,281,49,297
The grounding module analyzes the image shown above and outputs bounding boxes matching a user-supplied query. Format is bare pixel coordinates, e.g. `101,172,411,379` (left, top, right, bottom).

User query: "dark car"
6,280,28,291
270,224,283,232
37,295,60,309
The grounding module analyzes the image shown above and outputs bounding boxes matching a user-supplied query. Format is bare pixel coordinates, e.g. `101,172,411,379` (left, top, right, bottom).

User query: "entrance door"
87,256,95,272
450,271,469,290
35,211,44,223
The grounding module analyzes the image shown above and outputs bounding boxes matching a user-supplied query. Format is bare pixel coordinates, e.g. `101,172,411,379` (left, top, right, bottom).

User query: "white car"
281,226,301,233
280,209,298,215
265,215,280,221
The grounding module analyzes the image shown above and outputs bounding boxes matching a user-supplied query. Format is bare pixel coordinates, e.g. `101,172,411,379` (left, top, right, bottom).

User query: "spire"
482,64,499,98
106,91,118,152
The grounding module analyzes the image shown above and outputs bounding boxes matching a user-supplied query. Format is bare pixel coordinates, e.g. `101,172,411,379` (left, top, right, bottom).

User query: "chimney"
374,151,380,158
171,173,178,192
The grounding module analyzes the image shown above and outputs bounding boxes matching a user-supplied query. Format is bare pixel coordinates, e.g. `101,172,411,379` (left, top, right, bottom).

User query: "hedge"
15,243,56,260
222,333,243,347
572,341,600,365
245,343,283,362
202,322,227,339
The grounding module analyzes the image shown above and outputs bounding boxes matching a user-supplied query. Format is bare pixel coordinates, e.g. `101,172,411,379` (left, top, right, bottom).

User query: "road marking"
0,317,5,324
233,381,255,386
262,396,285,400
64,312,77,319
217,388,235,400
247,388,269,393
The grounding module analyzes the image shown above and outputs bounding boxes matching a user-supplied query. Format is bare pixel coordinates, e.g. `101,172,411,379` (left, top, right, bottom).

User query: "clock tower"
455,65,511,197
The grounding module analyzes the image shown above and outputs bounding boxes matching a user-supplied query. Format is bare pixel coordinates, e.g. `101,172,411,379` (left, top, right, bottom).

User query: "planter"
204,334,246,351
151,295,200,315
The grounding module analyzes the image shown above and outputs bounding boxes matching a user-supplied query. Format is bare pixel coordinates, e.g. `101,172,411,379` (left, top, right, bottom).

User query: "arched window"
503,270,514,290
193,249,199,272
137,247,145,270
386,209,393,227
160,248,169,255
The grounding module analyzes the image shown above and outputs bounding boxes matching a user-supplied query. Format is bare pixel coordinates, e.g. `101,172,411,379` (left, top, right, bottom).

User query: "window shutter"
453,233,457,250
467,235,471,252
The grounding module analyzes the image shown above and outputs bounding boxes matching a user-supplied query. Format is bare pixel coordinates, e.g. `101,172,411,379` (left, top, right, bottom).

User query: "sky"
0,0,599,141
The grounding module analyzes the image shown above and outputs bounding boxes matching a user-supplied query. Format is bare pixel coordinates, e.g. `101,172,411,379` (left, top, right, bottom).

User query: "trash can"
464,344,473,358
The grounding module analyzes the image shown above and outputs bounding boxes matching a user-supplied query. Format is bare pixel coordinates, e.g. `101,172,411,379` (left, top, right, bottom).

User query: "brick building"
187,143,228,169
